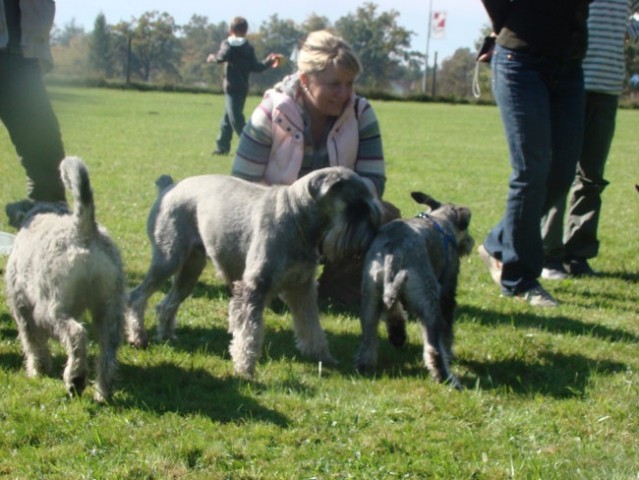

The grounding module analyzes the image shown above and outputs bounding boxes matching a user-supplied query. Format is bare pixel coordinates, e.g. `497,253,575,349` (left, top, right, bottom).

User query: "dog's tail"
382,254,407,309
60,156,96,237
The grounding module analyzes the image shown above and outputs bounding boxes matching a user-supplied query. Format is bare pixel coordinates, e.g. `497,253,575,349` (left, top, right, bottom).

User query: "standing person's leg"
226,93,247,137
563,92,617,274
543,62,586,215
483,46,553,296
0,54,65,203
540,61,586,278
540,196,569,277
214,93,235,154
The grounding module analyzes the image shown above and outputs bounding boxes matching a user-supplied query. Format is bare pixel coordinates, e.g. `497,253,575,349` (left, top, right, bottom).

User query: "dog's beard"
320,201,380,263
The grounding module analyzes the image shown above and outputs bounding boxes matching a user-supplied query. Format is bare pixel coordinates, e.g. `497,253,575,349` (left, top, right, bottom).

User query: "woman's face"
301,63,356,118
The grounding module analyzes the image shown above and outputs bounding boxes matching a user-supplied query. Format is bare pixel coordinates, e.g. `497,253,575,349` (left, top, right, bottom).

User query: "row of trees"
51,4,429,94
50,4,639,99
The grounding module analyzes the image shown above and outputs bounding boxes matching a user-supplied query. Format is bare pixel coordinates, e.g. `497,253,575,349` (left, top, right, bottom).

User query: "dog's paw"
93,388,112,403
387,324,407,348
354,361,375,375
354,349,377,374
125,319,149,348
127,334,149,349
317,351,338,366
234,365,256,380
67,375,87,397
445,374,463,391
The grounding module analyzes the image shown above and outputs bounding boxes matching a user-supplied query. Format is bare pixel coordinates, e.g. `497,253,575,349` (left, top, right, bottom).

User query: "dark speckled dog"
355,192,474,389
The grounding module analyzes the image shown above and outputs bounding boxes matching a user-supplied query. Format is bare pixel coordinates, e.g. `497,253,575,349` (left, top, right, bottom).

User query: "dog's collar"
416,211,456,284
415,212,456,250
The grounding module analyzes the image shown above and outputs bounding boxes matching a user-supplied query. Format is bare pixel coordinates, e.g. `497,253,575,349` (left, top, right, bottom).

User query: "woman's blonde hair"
296,30,362,77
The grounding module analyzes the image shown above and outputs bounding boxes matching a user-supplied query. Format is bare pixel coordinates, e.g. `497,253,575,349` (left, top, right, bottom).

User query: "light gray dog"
126,166,382,377
355,192,474,389
4,157,125,402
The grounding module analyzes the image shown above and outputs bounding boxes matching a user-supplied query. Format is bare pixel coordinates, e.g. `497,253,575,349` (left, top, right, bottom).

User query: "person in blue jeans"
477,0,592,307
207,16,282,155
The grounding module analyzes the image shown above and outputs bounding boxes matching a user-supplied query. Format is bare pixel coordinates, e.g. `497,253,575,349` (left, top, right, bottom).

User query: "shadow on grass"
457,304,639,343
596,270,639,283
458,351,625,398
124,273,231,302
2,282,632,406
114,361,290,426
0,351,23,372
133,296,634,401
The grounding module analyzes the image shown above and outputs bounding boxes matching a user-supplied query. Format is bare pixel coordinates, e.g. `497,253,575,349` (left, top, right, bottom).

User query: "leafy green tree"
88,13,113,77
300,13,331,34
50,33,89,77
130,11,182,82
111,21,134,83
251,15,305,91
180,15,227,86
435,47,476,98
334,2,417,90
52,19,85,47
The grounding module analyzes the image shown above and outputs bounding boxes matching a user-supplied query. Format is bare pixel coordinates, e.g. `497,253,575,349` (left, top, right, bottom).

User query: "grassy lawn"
0,86,638,479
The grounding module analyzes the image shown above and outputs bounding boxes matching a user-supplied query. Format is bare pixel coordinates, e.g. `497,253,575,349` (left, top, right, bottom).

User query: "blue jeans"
216,92,247,152
484,45,585,294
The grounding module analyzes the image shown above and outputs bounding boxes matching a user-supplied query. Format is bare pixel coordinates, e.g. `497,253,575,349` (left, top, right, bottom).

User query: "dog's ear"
456,207,472,231
315,168,361,198
411,191,441,210
5,199,35,229
635,184,639,194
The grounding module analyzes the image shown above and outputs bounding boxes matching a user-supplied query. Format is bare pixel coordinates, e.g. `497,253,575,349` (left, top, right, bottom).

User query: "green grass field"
0,86,638,479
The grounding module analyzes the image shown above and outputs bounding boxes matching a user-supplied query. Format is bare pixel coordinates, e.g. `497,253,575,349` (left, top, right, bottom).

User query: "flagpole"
422,0,433,93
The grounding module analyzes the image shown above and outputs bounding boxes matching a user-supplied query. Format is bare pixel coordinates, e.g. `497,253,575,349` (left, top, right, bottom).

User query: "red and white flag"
431,11,446,39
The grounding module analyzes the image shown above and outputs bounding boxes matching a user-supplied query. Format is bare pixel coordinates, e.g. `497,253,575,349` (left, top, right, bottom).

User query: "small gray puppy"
126,166,382,377
4,157,125,402
356,192,474,389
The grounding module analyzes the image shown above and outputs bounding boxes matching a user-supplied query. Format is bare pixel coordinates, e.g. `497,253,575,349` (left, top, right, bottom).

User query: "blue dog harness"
415,211,456,284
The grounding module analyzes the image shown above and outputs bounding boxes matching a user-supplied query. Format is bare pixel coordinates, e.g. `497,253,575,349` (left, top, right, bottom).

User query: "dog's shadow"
1,305,288,424
114,360,289,426
459,304,639,343
126,272,231,302
452,304,632,397
153,295,634,400
458,351,625,398
0,312,24,372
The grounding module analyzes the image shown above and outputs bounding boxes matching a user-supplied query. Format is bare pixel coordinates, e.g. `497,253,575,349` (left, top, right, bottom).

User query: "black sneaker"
565,257,597,277
211,149,229,156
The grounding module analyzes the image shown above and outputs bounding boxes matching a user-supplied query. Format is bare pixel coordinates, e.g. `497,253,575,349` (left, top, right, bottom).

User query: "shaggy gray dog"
4,157,125,401
126,167,382,377
356,192,474,389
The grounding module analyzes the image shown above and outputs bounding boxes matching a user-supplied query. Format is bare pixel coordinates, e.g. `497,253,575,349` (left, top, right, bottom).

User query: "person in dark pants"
540,0,639,279
206,16,282,155
1,0,66,209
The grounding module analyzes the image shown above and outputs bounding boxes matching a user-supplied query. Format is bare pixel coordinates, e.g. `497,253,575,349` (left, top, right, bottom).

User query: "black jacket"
214,38,273,95
481,0,592,60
